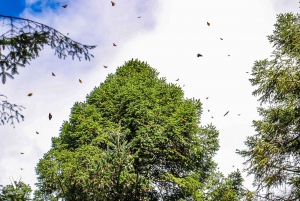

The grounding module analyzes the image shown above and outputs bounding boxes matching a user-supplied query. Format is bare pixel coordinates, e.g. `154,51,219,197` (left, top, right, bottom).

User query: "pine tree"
34,59,250,200
237,13,300,200
0,181,32,201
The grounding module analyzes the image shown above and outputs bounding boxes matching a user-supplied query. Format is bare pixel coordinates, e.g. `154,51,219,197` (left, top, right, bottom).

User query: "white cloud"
0,0,294,194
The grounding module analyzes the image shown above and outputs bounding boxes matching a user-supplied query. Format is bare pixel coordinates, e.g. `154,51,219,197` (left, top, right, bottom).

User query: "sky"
0,0,299,195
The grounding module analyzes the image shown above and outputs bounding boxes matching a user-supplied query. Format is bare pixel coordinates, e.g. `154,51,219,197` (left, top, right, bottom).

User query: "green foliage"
0,181,32,201
34,59,248,200
0,14,96,84
237,13,300,200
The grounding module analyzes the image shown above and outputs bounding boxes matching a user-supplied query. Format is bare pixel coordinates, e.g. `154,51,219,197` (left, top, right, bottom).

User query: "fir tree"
237,13,300,200
34,59,250,200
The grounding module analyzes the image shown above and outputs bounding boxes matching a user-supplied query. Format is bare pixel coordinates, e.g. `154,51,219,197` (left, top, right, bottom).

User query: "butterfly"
100,82,104,85
176,79,179,81
238,114,241,116
197,120,201,124
220,38,223,40
224,111,229,116
138,16,141,18
27,93,33,97
228,54,231,56
49,113,52,120
206,97,209,99
62,5,67,8
113,43,117,46
36,131,39,134
183,85,185,87
21,168,24,170
211,116,214,118
52,72,55,76
20,152,24,154
67,33,69,35
197,54,203,57
79,79,82,83
104,65,108,68
111,1,115,6
208,109,210,112
246,72,249,73
207,22,210,26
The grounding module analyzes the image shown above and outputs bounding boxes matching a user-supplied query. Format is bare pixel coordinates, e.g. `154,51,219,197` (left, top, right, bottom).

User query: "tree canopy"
33,59,250,200
237,13,300,200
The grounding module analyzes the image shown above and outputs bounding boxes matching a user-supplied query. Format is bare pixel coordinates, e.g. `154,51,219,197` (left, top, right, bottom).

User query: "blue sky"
0,0,298,196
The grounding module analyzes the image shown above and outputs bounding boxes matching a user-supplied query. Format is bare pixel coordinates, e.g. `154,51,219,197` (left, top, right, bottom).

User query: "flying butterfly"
79,79,82,83
20,152,24,154
138,16,141,18
21,168,24,170
113,43,117,46
246,72,249,73
220,38,223,40
206,97,209,99
228,54,231,56
207,22,210,26
197,53,203,57
208,109,210,112
52,72,56,76
176,78,179,81
224,111,229,116
27,93,33,97
211,116,214,118
111,1,115,6
62,5,67,8
49,113,52,120
238,114,241,116
36,131,39,134
104,65,108,68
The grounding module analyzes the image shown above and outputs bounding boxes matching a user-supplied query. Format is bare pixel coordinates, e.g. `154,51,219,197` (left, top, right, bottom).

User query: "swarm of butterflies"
21,2,243,171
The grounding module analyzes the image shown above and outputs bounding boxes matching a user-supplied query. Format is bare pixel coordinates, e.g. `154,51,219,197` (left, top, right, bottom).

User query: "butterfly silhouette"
224,111,229,116
176,79,179,81
49,113,52,120
111,1,115,6
62,5,67,8
207,22,210,26
79,79,82,83
52,72,55,76
20,152,24,154
197,54,203,57
36,131,39,134
27,93,33,97
113,43,117,46
228,54,231,56
138,16,141,18
206,97,209,99
104,65,108,68
220,38,223,40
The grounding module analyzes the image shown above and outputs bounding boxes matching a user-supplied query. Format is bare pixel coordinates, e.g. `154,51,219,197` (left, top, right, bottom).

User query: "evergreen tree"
0,14,96,127
237,13,300,200
35,59,250,200
0,181,32,201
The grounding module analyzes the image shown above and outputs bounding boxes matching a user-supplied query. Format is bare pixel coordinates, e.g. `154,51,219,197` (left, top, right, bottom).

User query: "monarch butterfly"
176,79,179,81
62,5,67,8
49,113,52,120
197,53,203,57
111,1,115,6
207,22,210,26
104,65,108,68
113,43,117,46
79,79,82,83
224,111,229,116
27,93,33,97
52,72,55,76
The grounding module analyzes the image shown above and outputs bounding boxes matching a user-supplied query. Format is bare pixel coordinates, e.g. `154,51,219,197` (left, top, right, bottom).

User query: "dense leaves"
0,181,32,201
237,13,300,200
34,59,249,200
